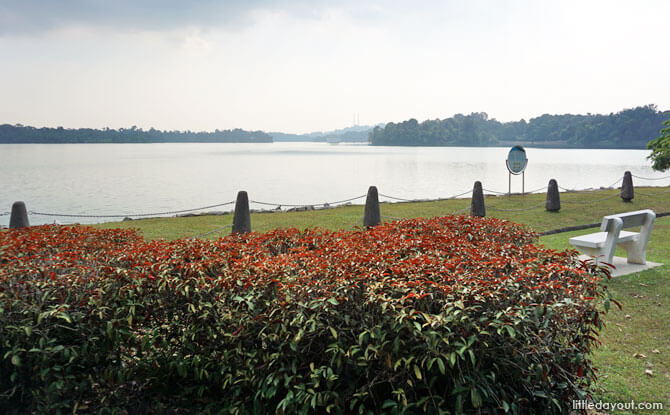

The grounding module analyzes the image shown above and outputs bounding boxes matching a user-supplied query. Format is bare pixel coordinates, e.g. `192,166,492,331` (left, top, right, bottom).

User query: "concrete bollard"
363,186,381,227
621,171,634,202
232,191,251,234
545,179,561,212
9,201,30,229
470,181,485,217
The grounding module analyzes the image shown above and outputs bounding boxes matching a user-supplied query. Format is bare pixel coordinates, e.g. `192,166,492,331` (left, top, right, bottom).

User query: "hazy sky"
1,0,668,133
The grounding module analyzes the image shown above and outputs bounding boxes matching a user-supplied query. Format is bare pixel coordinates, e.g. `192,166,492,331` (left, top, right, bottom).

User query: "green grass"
90,186,665,411
95,186,670,240
541,218,670,413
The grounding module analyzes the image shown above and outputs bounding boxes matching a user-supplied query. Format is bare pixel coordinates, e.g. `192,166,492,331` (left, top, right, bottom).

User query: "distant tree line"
369,105,667,148
0,124,273,144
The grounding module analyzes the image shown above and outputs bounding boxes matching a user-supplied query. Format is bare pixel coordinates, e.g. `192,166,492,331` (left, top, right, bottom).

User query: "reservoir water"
1,142,669,226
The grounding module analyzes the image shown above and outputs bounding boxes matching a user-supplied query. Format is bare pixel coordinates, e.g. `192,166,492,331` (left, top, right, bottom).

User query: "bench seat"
568,209,655,265
569,230,637,248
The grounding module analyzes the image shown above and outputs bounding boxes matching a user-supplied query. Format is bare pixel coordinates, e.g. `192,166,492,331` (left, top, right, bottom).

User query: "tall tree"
647,115,670,171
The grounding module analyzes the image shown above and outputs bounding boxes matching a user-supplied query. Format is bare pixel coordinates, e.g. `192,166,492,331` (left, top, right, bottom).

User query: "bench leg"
618,241,646,265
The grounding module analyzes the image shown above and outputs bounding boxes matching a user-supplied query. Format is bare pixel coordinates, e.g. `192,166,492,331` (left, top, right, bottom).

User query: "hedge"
0,216,614,414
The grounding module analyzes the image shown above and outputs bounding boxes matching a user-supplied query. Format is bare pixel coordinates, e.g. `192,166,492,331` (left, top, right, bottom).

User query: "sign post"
506,146,528,195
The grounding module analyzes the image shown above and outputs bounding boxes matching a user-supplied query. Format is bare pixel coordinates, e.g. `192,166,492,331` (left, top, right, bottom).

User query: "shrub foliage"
0,216,611,414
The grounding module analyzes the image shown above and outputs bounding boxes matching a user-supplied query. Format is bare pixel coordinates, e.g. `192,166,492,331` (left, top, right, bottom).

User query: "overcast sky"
1,0,668,134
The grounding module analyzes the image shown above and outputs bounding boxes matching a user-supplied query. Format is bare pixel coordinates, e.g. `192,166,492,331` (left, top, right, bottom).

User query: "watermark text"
573,400,664,411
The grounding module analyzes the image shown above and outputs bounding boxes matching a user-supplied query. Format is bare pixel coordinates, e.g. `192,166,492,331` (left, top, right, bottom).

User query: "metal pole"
508,172,511,196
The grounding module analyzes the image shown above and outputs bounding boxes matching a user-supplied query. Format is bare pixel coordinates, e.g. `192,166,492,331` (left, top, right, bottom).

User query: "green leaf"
413,364,422,380
327,298,339,306
436,357,446,375
533,390,548,399
11,355,21,366
382,400,397,409
470,388,482,408
329,327,338,339
505,325,516,339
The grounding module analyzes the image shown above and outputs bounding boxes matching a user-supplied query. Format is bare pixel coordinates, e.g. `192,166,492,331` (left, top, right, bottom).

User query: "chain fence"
561,192,622,205
250,194,367,209
28,201,236,219
194,224,234,239
488,202,547,212
381,214,405,221
450,205,472,215
3,173,669,227
636,187,670,197
632,173,670,181
378,188,473,203
559,177,623,193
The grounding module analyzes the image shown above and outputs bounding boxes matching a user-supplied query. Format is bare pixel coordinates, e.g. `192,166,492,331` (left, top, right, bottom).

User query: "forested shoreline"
0,125,272,143
2,105,666,148
369,105,667,148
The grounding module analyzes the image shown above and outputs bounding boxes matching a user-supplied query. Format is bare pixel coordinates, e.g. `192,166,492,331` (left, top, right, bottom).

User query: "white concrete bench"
569,209,656,265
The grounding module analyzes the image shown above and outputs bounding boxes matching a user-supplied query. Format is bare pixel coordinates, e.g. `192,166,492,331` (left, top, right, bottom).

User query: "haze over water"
1,143,668,227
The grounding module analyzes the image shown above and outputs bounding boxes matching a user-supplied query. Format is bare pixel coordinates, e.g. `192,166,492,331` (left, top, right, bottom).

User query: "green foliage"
369,105,667,148
540,218,670,414
0,124,272,144
647,116,670,171
1,218,612,413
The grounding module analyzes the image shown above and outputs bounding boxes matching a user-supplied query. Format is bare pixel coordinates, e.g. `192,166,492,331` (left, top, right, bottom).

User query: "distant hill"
270,125,380,143
0,124,272,144
369,105,667,149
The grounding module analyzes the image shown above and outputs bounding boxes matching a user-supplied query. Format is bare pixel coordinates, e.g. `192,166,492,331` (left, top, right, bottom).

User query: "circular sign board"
506,145,528,174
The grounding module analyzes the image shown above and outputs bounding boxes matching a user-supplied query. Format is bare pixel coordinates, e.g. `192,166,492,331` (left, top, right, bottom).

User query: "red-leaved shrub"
0,216,612,414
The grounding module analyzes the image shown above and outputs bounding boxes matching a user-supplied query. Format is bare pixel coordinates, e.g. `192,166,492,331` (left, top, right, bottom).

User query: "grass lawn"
95,186,670,240
540,219,669,413
85,186,664,411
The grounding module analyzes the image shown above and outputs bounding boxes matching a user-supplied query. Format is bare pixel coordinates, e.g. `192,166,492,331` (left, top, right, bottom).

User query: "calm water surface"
1,143,668,226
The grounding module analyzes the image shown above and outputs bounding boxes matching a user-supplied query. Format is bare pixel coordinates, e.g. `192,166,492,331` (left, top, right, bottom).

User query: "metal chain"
11,176,659,223
526,186,548,194
28,201,235,219
250,194,366,208
482,188,508,195
559,177,622,192
636,188,670,197
440,189,473,199
487,202,546,212
632,173,670,180
381,214,405,221
195,224,234,238
561,192,622,205
450,206,471,215
379,188,472,203
606,177,623,188
347,217,364,230
378,193,418,202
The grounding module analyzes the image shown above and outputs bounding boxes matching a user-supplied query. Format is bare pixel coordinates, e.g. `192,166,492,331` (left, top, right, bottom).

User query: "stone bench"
569,209,656,265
